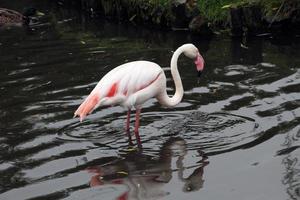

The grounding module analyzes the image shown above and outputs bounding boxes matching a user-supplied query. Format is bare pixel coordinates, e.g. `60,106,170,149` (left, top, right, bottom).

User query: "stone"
170,0,199,30
242,5,263,35
189,15,212,35
229,7,244,37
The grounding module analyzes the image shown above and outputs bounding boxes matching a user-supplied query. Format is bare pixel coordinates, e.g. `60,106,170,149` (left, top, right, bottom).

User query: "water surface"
0,2,300,200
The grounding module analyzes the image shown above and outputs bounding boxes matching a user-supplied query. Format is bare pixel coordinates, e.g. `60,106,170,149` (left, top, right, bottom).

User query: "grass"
104,0,299,26
133,0,258,23
197,0,241,23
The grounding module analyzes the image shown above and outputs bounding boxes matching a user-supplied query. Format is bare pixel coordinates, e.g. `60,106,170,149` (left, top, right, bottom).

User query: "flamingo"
74,43,204,145
0,7,44,27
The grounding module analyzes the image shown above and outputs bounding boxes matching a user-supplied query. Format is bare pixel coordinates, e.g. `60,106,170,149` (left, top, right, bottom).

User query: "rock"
242,5,263,35
170,2,189,29
291,8,300,34
263,0,300,35
230,5,264,36
189,15,212,35
175,0,187,5
229,7,244,37
151,6,166,26
170,0,199,30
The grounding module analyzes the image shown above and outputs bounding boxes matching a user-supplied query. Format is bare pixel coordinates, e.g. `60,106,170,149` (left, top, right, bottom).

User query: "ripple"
58,110,258,155
256,70,300,92
163,112,257,154
56,117,130,149
1,8,299,200
64,185,128,200
258,62,276,68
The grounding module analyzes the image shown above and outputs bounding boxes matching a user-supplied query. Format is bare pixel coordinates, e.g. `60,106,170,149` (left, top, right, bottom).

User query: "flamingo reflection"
86,137,209,200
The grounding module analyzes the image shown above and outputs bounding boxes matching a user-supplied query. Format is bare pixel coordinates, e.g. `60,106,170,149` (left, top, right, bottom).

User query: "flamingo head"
183,44,205,78
22,7,45,25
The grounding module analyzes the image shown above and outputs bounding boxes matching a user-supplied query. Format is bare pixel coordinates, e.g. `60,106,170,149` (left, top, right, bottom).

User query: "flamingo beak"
194,53,204,78
197,70,202,78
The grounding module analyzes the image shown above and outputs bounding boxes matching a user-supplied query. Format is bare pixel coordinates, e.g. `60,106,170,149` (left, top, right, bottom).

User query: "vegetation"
197,0,240,23
133,0,299,24
70,0,299,35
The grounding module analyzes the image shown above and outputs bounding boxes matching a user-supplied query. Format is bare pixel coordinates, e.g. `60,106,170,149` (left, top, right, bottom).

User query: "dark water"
1,2,300,200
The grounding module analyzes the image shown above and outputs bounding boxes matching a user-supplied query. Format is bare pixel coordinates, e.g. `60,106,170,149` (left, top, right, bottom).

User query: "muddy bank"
229,0,300,37
57,0,300,37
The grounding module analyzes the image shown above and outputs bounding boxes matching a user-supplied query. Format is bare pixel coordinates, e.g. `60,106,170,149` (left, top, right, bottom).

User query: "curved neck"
158,46,185,107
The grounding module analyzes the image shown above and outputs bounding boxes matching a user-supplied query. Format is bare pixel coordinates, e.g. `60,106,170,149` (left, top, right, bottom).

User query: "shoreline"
57,0,300,37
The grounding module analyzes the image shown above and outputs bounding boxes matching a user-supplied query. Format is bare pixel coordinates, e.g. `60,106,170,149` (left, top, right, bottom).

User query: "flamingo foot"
134,130,142,147
127,129,133,146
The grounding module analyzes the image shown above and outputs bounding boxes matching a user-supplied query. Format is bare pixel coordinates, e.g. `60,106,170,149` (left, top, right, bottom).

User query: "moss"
184,0,297,27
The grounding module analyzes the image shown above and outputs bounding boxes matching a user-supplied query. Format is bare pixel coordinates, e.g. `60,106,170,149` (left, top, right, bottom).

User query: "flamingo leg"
126,109,133,145
126,109,131,132
134,108,142,146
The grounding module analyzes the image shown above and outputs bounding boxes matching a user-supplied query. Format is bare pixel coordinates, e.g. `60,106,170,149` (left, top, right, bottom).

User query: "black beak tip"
197,70,202,78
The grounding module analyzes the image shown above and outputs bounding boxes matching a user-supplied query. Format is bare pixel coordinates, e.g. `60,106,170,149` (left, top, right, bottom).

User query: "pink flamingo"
74,44,204,145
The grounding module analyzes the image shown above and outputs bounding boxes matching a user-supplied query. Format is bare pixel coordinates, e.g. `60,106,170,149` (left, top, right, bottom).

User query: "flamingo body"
75,61,165,121
74,44,205,145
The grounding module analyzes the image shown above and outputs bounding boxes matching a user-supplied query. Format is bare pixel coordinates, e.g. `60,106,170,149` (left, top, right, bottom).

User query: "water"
1,2,300,200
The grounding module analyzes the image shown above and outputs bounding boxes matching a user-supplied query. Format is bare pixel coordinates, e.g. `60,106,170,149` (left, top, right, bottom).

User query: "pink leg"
126,109,131,132
134,108,142,146
126,109,133,145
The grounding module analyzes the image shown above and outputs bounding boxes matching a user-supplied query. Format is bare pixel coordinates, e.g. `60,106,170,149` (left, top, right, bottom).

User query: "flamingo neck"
159,46,185,107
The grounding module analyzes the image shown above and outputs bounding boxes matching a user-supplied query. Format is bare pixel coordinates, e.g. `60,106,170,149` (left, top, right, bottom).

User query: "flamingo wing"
74,61,163,121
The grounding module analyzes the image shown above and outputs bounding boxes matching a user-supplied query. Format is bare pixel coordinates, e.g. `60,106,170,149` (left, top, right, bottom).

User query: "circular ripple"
57,111,258,155
56,117,129,148
140,111,258,155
